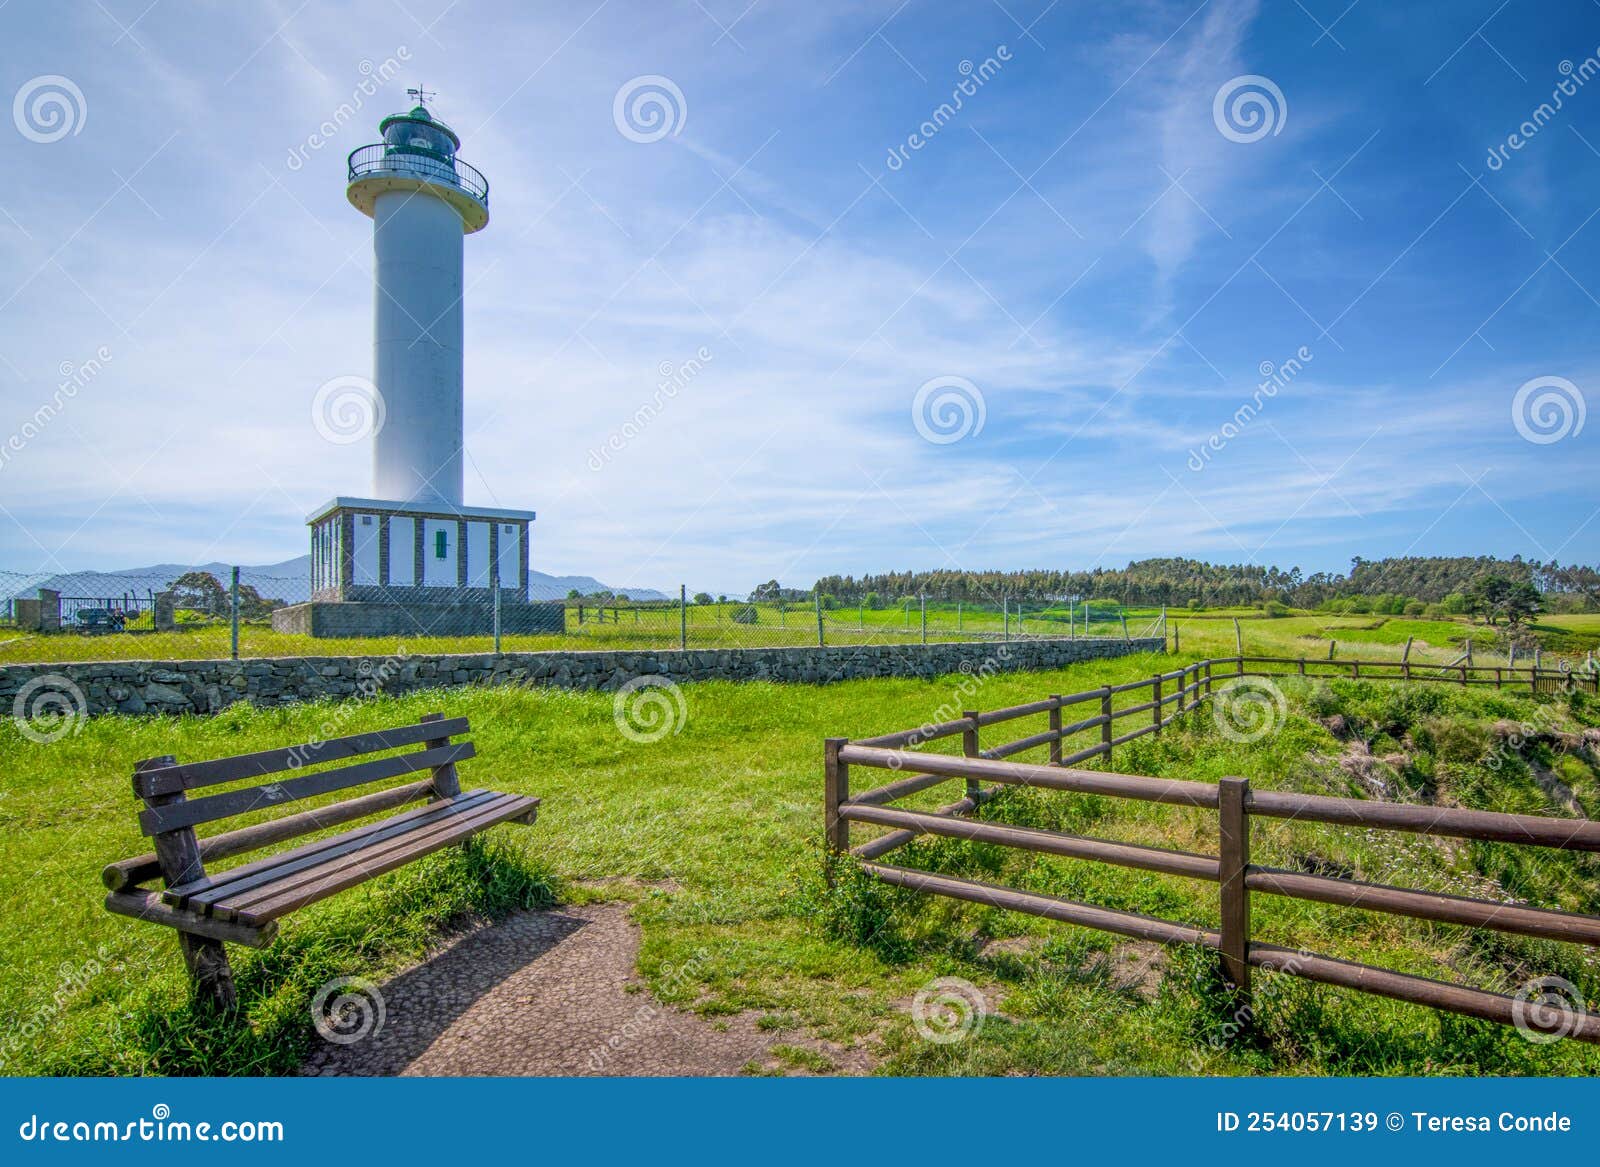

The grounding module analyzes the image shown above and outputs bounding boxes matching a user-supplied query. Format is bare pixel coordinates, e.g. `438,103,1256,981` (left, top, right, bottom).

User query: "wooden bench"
102,712,538,1009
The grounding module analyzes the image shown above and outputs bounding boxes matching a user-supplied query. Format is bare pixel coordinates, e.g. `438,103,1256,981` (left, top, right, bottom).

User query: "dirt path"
302,903,863,1076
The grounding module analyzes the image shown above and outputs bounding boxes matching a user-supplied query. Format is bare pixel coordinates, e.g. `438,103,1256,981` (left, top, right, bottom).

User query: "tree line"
811,556,1599,612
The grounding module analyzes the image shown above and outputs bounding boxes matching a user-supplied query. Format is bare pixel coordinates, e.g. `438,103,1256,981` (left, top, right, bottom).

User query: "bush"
731,605,759,624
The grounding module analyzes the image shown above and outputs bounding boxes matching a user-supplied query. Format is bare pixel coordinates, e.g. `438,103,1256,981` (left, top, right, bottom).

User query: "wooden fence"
824,655,1600,1044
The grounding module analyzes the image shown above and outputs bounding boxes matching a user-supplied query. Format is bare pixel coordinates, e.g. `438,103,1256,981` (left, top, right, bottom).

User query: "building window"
435,529,449,559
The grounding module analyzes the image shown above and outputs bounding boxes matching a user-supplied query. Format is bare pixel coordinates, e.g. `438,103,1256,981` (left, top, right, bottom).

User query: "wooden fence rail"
825,654,1600,1045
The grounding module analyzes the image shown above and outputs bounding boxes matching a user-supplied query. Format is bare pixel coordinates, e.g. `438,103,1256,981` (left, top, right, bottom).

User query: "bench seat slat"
137,743,476,836
214,792,539,925
133,717,471,798
164,790,502,917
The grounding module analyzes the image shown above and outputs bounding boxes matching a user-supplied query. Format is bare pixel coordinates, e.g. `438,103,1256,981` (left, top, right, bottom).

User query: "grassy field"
2,651,1597,1076
3,604,1591,668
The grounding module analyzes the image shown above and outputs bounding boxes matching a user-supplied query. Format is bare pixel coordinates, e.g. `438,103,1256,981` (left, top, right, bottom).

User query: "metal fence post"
816,592,824,647
680,584,687,651
492,565,502,654
920,594,927,645
1003,597,1009,641
229,567,240,661
1218,776,1252,1007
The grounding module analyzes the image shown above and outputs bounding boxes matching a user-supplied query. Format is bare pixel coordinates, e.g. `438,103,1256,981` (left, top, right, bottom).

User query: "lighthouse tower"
276,92,559,638
348,97,486,506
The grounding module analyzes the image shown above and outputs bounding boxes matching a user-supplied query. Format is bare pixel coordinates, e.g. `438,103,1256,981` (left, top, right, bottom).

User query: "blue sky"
1,0,1596,596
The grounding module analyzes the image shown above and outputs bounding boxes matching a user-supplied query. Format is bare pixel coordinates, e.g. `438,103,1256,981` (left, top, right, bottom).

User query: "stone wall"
0,637,1165,719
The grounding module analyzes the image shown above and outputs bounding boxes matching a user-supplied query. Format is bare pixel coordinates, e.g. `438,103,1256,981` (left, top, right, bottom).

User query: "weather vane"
407,85,436,107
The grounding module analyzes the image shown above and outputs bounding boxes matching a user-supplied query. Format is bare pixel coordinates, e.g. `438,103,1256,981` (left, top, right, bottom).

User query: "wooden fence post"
1218,776,1252,1007
1048,696,1063,766
137,755,238,1013
962,712,981,803
1152,675,1163,735
1100,688,1114,765
824,738,849,859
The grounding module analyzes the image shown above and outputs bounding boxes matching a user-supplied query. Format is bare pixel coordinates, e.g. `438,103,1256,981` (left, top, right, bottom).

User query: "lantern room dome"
378,104,462,158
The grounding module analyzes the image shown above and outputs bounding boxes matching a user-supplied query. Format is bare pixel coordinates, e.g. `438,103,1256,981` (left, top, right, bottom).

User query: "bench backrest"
106,714,477,894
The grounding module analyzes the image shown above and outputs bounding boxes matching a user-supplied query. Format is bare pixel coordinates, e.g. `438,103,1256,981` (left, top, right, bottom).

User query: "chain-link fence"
0,569,1164,664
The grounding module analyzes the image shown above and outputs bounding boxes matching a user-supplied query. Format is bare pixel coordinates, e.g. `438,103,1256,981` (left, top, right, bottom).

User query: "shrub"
731,605,759,624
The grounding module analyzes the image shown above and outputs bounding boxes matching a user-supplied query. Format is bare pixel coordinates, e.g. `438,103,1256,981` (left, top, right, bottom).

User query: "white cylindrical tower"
346,101,489,507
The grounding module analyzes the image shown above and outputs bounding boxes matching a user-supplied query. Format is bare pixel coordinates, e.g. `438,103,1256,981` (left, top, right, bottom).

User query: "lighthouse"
274,92,560,638
349,97,486,506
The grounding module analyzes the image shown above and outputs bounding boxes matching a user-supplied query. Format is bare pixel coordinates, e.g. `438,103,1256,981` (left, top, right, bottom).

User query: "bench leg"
178,934,238,1012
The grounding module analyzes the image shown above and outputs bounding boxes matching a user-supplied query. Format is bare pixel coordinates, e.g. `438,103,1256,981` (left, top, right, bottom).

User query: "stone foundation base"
270,599,565,638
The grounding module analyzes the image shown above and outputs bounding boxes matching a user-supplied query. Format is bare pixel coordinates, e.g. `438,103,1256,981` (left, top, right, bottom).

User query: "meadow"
2,602,1593,667
2,648,1597,1077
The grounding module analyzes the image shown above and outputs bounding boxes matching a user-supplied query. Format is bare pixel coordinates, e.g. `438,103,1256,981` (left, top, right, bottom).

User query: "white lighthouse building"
275,94,559,637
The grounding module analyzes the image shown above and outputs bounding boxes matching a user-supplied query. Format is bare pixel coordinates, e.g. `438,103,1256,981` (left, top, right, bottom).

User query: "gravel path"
302,903,860,1076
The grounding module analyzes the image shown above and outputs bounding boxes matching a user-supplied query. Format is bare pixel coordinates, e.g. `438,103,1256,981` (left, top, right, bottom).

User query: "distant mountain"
0,557,667,604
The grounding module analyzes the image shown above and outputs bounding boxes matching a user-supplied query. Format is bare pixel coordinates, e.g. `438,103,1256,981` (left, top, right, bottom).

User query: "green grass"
6,605,1583,673
3,652,1599,1076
